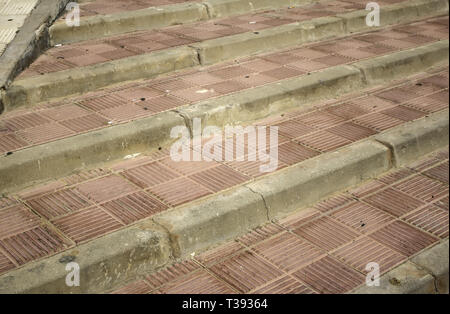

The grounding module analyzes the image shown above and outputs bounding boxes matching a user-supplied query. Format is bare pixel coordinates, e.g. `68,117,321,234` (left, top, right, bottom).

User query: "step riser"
1,112,447,294
49,0,314,45
0,41,447,194
2,0,447,112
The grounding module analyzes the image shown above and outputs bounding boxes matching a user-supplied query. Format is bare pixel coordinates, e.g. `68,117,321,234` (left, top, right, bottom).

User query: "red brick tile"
293,217,360,251
123,161,180,188
146,260,200,289
277,142,319,165
52,207,124,243
79,94,128,111
76,175,139,203
296,111,345,129
160,270,235,294
0,205,40,240
0,134,28,153
261,67,304,79
0,226,68,265
148,177,211,206
292,256,365,294
17,123,74,145
253,232,325,272
327,122,376,142
237,223,284,247
276,120,316,138
101,191,168,224
369,221,438,257
332,237,406,274
2,113,50,131
296,130,352,152
111,280,153,294
393,175,448,203
210,251,283,293
195,241,245,267
364,188,426,217
26,188,92,220
60,113,109,133
252,275,317,294
40,104,90,122
331,201,395,234
402,204,449,239
189,165,249,193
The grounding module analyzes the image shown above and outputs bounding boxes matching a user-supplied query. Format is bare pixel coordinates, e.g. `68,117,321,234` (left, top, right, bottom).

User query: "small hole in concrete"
141,98,146,101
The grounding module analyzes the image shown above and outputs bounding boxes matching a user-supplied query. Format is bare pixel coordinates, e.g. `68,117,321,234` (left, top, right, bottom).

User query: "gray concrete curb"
0,0,71,111
353,240,449,294
1,0,448,111
49,0,314,45
0,111,447,294
0,41,448,193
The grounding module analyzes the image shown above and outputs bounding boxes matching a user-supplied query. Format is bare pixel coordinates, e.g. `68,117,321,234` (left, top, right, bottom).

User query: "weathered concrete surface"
50,2,209,45
375,108,449,167
0,222,171,294
354,40,450,85
0,111,185,193
354,240,449,294
412,240,449,294
246,141,391,219
153,186,268,258
0,0,71,110
2,46,199,112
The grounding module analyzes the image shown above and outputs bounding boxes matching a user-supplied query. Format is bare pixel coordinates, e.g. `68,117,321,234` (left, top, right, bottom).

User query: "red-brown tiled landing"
109,148,448,294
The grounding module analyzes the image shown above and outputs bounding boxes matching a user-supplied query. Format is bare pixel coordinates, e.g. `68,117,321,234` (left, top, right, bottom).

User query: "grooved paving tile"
60,113,109,133
0,226,67,266
148,177,212,206
353,112,403,132
278,208,321,230
326,102,369,119
327,122,376,142
313,194,355,213
196,241,245,267
261,67,304,80
189,165,250,193
160,158,218,176
123,161,181,188
210,66,253,80
63,168,111,186
277,142,319,165
408,156,441,172
251,275,317,294
146,260,200,289
139,95,185,113
369,221,438,257
40,104,90,122
159,270,235,294
79,94,128,111
348,180,387,198
52,207,124,243
381,105,426,121
226,158,287,178
434,195,449,211
377,168,414,185
351,95,396,112
402,205,449,239
210,251,283,293
26,188,92,220
296,130,352,152
0,205,40,240
275,120,316,139
2,112,50,131
332,237,406,274
0,251,15,275
292,256,365,294
76,175,139,203
331,201,395,234
101,191,168,225
205,80,248,94
376,88,420,104
17,123,74,145
405,94,449,113
423,162,449,184
252,232,325,272
237,223,284,247
393,175,448,203
363,188,425,217
0,133,28,153
296,111,346,129
0,197,18,210
170,86,220,102
111,280,153,294
293,217,360,251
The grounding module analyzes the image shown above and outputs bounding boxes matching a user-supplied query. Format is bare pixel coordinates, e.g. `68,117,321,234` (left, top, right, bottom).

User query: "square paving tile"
363,188,426,217
392,174,448,203
122,161,180,189
292,256,365,294
402,204,449,239
189,165,250,193
159,270,236,294
0,205,40,240
369,221,438,257
76,175,139,203
209,251,284,293
251,275,317,294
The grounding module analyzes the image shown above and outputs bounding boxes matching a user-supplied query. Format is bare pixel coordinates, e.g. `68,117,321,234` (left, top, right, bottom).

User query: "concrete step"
0,0,447,111
107,148,449,295
0,62,448,293
0,19,448,192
